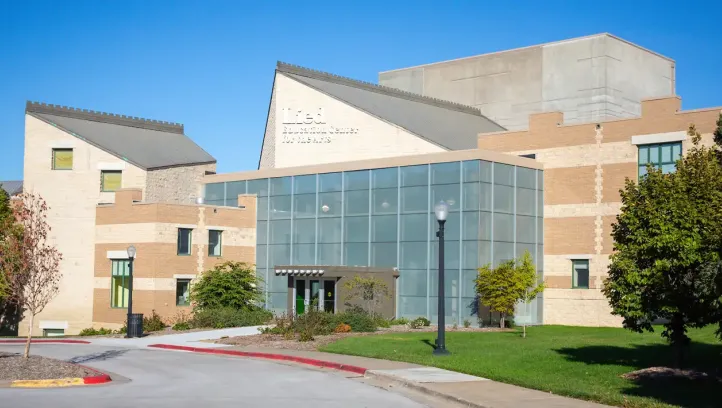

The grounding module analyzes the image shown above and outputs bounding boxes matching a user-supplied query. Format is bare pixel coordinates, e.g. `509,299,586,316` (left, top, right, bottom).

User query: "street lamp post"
433,201,450,356
126,245,136,338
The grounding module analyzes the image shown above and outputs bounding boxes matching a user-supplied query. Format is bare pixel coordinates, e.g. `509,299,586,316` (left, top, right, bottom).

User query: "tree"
0,185,13,300
712,111,722,147
604,124,722,367
343,275,390,317
0,193,62,358
191,261,263,311
474,251,545,334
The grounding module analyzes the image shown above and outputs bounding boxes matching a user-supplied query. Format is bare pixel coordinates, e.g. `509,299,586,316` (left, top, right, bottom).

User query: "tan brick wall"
544,217,596,254
92,289,189,327
545,166,596,205
476,97,721,327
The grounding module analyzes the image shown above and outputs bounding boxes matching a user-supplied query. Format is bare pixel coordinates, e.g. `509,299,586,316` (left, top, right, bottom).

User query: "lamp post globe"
434,201,449,221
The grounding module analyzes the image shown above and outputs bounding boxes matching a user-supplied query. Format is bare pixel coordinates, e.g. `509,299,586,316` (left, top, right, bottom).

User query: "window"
43,329,65,337
208,230,222,256
52,148,73,170
176,279,191,306
111,260,130,308
178,228,192,255
638,142,682,178
101,170,123,192
572,259,589,289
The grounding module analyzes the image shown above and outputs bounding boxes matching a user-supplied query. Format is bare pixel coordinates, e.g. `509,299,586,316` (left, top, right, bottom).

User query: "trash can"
127,313,144,338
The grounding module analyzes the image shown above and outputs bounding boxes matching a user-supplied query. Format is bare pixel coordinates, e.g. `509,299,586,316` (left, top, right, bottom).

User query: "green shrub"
191,307,272,329
78,327,114,336
191,261,263,310
416,317,431,327
336,311,377,333
374,315,391,328
409,317,430,329
391,317,409,326
143,310,168,332
463,319,471,328
172,322,191,331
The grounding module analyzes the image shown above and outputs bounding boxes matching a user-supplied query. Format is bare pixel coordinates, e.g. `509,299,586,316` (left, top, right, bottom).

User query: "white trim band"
173,274,196,280
564,254,593,260
176,224,198,229
631,131,686,145
205,226,234,231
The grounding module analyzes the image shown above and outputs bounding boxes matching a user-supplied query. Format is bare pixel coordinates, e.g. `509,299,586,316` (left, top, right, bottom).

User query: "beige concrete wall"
145,163,216,204
258,82,277,169
268,73,445,169
477,97,722,327
22,115,147,335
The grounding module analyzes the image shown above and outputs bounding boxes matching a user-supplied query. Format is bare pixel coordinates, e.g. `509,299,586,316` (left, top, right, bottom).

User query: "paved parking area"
0,344,429,408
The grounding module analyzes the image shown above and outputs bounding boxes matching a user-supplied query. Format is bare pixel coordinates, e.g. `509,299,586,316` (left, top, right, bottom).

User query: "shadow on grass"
555,343,722,408
421,339,436,350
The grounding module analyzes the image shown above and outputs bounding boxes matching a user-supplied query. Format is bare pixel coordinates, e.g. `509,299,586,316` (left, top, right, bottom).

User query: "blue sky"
1,0,721,181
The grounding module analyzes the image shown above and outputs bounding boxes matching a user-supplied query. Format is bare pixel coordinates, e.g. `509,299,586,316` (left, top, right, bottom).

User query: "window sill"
571,287,589,290
208,254,222,258
51,168,73,171
110,306,128,309
177,253,192,256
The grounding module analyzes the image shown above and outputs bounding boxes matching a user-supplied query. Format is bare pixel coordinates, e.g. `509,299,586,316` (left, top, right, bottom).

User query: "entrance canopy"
274,268,326,276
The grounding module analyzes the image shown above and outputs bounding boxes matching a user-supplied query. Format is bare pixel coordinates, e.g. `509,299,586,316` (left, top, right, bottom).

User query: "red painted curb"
0,339,90,344
148,344,368,375
75,364,112,385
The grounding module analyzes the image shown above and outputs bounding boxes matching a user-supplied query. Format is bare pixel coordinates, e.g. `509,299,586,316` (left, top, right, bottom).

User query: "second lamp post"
433,201,450,356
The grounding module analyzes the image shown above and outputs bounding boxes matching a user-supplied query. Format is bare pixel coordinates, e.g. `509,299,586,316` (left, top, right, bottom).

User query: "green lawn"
320,326,722,408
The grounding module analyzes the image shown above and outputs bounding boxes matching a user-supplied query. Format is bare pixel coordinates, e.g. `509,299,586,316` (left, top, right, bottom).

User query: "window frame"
208,229,222,257
51,148,73,170
43,328,65,337
571,259,590,289
110,260,130,308
100,170,123,192
638,141,682,179
177,228,193,256
176,279,191,306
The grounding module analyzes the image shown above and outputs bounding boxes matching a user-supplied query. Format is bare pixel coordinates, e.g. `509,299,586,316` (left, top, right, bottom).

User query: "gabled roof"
0,180,22,196
26,102,216,170
276,62,505,150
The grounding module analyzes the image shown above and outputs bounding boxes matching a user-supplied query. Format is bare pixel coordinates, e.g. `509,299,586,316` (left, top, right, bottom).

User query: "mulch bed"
622,367,722,383
0,352,95,381
215,324,510,351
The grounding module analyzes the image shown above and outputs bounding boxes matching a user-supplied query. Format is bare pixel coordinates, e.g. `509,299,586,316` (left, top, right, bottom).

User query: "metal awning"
274,268,325,276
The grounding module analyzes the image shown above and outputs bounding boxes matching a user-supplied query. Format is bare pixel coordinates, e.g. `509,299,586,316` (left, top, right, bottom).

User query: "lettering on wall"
280,108,358,144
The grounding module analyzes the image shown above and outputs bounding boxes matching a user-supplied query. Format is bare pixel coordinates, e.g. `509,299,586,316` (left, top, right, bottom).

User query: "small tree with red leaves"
0,193,62,358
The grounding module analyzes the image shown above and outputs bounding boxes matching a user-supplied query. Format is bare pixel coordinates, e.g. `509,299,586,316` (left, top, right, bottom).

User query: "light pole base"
433,347,450,356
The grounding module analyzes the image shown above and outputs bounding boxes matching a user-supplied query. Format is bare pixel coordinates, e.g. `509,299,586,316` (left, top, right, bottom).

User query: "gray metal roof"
277,62,505,150
26,102,215,170
0,180,22,196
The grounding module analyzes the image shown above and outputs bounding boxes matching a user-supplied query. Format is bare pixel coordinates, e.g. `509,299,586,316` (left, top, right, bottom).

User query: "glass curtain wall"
204,160,543,323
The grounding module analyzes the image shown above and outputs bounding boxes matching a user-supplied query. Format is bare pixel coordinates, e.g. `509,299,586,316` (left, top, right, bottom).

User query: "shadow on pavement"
555,342,722,408
67,349,129,364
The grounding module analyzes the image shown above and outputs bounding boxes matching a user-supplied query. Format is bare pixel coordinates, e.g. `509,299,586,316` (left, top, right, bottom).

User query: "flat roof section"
205,148,541,183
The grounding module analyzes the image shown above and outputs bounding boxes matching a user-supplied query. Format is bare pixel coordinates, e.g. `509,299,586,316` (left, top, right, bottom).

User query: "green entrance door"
295,279,306,314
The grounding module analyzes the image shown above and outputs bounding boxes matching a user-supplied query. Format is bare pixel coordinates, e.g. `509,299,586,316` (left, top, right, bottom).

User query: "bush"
463,319,471,328
416,317,431,327
374,315,391,328
172,322,191,331
336,311,377,333
191,261,263,310
391,317,409,326
78,327,114,336
191,307,272,329
409,317,430,329
143,310,168,332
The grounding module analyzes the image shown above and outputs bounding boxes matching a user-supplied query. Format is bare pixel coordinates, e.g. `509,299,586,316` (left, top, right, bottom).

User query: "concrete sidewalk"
85,326,265,349
211,346,613,408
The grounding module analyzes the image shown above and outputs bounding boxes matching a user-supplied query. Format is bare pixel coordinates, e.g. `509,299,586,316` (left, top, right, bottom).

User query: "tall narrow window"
638,142,682,178
208,230,222,257
178,228,192,255
52,148,73,170
111,260,130,308
572,259,589,289
101,170,123,192
176,279,191,306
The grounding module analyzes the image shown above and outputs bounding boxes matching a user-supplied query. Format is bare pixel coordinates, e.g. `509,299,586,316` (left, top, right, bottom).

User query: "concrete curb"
365,370,490,408
147,344,368,375
0,339,90,344
4,365,112,388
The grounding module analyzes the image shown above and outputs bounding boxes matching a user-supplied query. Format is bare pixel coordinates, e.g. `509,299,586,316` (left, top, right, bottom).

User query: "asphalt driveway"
0,344,428,408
